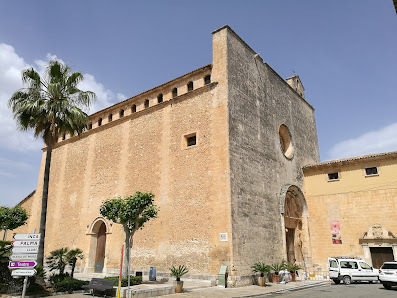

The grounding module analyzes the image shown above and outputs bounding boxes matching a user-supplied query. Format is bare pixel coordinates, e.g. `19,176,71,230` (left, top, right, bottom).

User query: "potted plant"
251,262,271,286
270,262,286,283
170,265,189,293
286,262,302,282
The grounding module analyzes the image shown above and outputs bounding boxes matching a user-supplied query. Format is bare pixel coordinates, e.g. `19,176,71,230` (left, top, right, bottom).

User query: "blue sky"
0,1,396,207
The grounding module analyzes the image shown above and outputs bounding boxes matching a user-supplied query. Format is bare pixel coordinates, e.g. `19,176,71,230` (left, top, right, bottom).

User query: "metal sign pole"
21,229,36,298
21,276,28,298
127,236,132,298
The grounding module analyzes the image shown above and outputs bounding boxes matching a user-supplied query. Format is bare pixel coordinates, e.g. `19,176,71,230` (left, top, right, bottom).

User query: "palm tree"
66,248,83,278
46,247,69,275
8,60,96,266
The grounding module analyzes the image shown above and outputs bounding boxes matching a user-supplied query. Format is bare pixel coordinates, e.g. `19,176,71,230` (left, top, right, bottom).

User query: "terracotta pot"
291,272,296,281
174,280,184,293
258,276,266,287
272,274,280,283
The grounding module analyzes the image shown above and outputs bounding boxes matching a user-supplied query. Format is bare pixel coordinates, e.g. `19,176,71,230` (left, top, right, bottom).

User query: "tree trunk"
71,259,76,278
122,226,132,278
37,144,52,267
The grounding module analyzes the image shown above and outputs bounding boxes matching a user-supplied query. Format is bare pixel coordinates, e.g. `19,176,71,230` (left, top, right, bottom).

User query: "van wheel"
343,276,351,285
332,279,341,284
383,284,391,290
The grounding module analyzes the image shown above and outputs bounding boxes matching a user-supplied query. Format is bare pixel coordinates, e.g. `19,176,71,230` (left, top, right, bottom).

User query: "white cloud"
327,122,397,160
0,43,125,152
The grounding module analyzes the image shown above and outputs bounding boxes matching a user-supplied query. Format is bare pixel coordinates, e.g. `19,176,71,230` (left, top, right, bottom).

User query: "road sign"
11,269,36,277
10,254,38,261
12,240,39,247
13,233,41,240
9,261,37,269
12,247,39,254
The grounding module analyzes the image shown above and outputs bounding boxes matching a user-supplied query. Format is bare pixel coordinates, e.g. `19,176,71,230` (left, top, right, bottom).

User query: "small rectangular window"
328,172,339,181
184,133,197,148
187,136,196,147
365,167,378,176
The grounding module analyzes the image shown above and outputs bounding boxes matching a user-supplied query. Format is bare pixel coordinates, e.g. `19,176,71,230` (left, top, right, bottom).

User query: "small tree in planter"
286,262,302,282
170,265,189,293
270,262,286,284
251,262,271,286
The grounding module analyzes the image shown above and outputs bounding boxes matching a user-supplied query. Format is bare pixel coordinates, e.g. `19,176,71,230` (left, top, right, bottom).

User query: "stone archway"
279,185,311,269
86,217,112,273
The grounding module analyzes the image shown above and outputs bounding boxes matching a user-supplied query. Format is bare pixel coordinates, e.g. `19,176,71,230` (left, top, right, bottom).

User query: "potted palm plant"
286,262,302,282
270,262,286,284
170,265,189,293
251,262,271,286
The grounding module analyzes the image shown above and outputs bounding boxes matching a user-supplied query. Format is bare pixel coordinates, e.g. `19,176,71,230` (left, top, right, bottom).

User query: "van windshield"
382,263,397,269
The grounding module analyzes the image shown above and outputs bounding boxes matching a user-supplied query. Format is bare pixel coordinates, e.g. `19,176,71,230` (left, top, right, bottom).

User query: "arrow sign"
13,233,41,240
12,240,39,247
9,261,37,268
11,269,36,277
12,247,39,253
10,254,38,261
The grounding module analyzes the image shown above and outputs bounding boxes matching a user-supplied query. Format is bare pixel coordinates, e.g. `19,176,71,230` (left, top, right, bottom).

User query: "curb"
242,281,329,297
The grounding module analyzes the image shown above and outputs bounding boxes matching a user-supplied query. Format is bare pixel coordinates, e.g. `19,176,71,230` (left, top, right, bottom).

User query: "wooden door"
94,222,106,273
370,247,394,269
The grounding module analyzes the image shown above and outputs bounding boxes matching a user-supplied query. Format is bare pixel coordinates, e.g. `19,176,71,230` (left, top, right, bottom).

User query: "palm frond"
8,59,96,145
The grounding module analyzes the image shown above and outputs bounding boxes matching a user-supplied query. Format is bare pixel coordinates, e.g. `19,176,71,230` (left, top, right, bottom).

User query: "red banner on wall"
330,221,342,244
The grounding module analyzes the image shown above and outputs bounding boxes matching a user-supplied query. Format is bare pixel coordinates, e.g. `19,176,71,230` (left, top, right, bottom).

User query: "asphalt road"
258,283,397,298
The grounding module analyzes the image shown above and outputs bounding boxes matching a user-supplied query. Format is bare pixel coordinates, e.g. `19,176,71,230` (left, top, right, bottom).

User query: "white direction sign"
10,254,38,261
13,233,41,240
12,247,39,254
12,240,39,247
11,269,36,277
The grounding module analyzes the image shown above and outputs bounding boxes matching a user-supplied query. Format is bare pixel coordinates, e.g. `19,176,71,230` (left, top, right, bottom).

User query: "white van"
328,257,379,285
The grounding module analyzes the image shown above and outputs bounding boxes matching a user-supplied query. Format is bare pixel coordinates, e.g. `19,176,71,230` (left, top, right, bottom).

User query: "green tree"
0,206,28,288
8,60,96,266
66,248,83,278
100,192,158,277
46,247,69,276
0,205,29,240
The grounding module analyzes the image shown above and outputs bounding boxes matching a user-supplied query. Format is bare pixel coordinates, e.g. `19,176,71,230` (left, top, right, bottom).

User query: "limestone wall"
213,26,320,280
9,65,232,277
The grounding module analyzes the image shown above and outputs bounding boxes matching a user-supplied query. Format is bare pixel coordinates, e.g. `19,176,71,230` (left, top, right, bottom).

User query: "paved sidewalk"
44,280,328,298
163,280,329,297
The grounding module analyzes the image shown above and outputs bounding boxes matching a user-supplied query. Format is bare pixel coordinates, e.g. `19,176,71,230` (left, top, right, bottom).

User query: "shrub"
251,262,271,277
104,276,142,287
53,277,88,293
270,261,287,275
169,265,189,282
49,272,70,285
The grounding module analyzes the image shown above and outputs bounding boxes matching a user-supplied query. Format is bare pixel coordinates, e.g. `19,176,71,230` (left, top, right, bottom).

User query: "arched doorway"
87,217,111,274
280,185,311,268
95,222,107,273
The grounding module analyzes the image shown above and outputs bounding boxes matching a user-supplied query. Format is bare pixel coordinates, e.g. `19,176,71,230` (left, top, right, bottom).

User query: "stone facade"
5,26,320,285
303,152,397,270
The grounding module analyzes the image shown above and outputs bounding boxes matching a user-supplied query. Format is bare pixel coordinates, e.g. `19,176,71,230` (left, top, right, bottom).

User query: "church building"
9,25,394,286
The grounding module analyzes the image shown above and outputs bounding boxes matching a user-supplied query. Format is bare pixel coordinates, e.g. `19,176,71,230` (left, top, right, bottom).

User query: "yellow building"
303,151,397,270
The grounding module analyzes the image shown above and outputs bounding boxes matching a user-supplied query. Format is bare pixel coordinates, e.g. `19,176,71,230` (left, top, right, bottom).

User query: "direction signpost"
10,254,38,261
11,269,37,277
9,232,40,298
